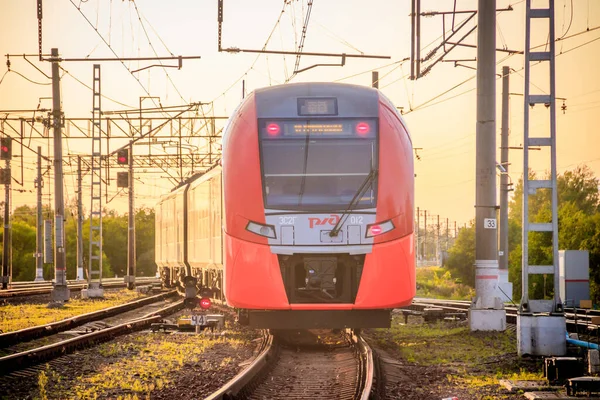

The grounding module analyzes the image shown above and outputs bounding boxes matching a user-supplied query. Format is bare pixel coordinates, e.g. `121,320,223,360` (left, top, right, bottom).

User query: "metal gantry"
518,0,566,356
86,64,104,298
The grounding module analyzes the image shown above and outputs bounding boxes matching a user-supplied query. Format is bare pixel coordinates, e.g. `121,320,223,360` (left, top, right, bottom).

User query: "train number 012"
349,216,363,224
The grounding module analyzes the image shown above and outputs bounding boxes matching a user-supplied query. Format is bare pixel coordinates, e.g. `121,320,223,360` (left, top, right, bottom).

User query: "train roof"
253,82,380,119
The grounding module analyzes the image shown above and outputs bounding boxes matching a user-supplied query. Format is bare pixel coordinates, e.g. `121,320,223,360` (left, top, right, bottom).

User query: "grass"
46,331,248,399
0,289,143,333
416,266,475,300
380,319,515,365
371,316,543,391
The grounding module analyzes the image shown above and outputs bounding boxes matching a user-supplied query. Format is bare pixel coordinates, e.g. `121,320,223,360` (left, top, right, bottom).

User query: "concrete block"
589,349,600,374
469,308,506,331
81,287,104,299
51,285,70,302
518,314,566,356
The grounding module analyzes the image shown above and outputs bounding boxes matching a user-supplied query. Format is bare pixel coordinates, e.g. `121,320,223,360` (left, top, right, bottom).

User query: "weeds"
0,290,143,332
416,266,474,300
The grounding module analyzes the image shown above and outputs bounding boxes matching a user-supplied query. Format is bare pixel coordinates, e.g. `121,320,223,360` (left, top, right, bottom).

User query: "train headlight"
366,220,395,238
246,221,277,239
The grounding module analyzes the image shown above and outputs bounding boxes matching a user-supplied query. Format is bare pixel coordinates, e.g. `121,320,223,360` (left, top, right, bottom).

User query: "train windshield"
259,119,378,210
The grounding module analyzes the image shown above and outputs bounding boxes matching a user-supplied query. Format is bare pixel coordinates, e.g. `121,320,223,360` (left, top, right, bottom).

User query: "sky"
0,0,599,228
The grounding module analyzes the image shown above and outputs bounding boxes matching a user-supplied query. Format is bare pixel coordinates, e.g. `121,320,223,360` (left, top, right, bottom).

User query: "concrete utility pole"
372,71,379,88
470,0,506,331
423,210,427,260
2,159,10,289
436,215,440,264
35,147,44,281
50,48,70,302
416,207,420,260
126,142,136,289
77,156,84,281
498,66,513,301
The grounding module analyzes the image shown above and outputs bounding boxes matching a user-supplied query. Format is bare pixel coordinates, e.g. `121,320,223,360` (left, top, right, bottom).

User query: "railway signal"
117,172,128,188
116,148,129,165
0,138,12,160
0,168,10,185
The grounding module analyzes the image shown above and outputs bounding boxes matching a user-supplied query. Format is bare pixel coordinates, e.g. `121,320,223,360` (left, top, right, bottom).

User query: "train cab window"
259,119,378,210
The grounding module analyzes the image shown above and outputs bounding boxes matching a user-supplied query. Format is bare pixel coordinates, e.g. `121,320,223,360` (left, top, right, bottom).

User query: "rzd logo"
308,215,340,229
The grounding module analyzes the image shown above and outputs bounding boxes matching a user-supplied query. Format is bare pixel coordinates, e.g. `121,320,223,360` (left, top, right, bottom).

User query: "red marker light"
369,225,382,235
356,122,370,135
118,156,127,163
199,297,211,309
267,123,281,136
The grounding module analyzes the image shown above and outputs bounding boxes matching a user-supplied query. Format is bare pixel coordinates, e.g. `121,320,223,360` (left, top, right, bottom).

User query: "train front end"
222,82,414,329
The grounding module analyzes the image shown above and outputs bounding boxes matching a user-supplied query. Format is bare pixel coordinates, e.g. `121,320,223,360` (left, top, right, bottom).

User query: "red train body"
156,82,415,329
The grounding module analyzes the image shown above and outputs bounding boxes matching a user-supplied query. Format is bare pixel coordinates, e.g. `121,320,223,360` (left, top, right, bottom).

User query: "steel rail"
0,290,176,347
0,300,184,375
204,331,274,400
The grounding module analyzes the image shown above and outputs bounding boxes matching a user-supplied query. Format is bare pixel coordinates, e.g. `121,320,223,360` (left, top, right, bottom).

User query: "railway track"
207,329,373,400
0,277,160,298
0,293,184,375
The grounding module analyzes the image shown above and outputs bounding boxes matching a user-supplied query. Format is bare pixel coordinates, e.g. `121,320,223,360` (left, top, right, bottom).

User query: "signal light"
0,168,10,185
117,148,129,165
266,123,281,136
356,122,370,135
199,297,211,310
0,138,12,160
117,172,129,188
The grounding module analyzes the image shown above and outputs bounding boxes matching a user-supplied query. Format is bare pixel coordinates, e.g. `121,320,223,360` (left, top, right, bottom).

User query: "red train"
155,82,415,329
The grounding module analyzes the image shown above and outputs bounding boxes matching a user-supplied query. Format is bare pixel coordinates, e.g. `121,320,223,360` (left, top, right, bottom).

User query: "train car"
156,82,415,329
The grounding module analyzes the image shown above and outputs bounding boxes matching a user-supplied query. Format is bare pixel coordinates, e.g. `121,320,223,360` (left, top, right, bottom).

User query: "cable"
210,1,292,105
559,0,574,40
58,66,135,109
69,0,160,108
131,1,186,103
8,70,51,86
0,70,9,87
404,26,600,115
333,59,406,83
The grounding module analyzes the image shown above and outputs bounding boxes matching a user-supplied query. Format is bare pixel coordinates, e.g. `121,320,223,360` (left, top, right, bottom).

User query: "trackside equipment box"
559,250,590,308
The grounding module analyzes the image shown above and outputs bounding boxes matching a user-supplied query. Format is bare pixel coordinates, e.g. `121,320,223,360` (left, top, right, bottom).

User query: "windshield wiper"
329,169,378,237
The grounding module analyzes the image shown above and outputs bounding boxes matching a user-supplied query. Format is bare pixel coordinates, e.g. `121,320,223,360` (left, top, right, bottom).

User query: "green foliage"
448,166,600,303
444,222,475,287
135,208,156,278
416,266,474,300
10,221,37,281
5,206,154,282
38,370,48,400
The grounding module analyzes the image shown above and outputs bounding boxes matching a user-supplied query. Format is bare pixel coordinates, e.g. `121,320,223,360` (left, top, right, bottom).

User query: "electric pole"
1,159,10,289
77,156,84,281
35,147,44,281
498,65,513,301
127,141,136,289
470,0,505,331
50,48,70,302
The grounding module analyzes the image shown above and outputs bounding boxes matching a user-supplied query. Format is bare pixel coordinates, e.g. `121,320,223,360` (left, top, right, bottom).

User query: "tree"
6,221,37,281
558,165,600,214
135,208,156,277
507,167,600,301
444,222,475,287
448,166,600,303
